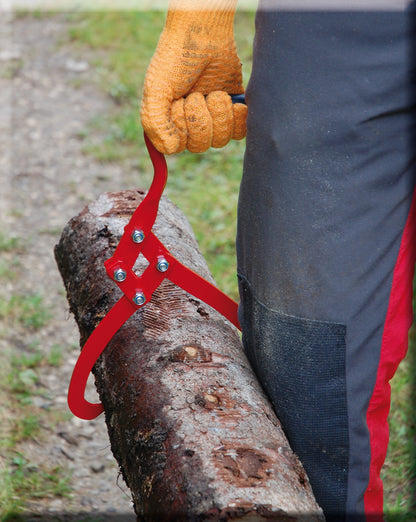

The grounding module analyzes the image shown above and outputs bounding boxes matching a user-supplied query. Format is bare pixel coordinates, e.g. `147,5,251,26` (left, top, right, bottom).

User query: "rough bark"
55,189,324,521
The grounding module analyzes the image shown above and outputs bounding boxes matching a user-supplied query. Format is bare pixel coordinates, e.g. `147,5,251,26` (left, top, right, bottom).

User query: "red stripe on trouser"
364,188,416,519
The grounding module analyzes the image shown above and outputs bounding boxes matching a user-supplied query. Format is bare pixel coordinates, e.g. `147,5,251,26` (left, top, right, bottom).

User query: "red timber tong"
68,103,245,420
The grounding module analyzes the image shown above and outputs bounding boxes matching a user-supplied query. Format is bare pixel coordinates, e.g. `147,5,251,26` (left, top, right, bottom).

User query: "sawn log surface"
55,189,324,521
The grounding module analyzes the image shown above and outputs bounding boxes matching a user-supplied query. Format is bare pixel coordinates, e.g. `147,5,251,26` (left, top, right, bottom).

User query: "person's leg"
237,7,416,520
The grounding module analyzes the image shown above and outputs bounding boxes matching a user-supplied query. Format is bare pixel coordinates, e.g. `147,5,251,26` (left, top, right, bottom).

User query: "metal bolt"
131,229,145,244
156,258,169,273
133,292,146,306
113,268,127,282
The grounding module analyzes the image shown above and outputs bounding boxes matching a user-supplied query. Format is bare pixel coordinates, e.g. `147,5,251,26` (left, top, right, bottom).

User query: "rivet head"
132,229,145,244
157,258,169,273
133,292,146,306
113,268,127,282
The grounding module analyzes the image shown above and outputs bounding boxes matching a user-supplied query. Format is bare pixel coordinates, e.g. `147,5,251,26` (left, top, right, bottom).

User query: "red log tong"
67,133,241,420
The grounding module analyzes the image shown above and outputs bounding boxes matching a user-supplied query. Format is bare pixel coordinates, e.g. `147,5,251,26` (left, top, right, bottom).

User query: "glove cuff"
166,0,238,40
168,0,237,11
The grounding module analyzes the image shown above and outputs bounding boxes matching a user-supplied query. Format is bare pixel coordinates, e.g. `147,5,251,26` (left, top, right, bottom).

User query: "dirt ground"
1,11,140,520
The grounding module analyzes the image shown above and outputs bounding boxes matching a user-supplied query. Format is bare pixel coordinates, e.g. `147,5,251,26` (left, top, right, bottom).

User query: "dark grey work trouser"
237,6,416,520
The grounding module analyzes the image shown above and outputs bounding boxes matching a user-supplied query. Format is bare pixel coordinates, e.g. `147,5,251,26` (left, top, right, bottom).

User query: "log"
54,189,324,521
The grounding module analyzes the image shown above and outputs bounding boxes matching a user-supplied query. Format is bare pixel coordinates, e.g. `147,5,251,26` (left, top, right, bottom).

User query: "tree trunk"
54,189,324,521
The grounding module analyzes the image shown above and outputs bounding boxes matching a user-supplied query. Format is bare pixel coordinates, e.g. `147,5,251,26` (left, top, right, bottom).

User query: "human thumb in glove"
140,0,247,155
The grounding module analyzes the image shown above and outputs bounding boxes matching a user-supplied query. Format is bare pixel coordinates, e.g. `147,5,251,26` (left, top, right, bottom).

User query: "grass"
0,237,51,331
165,144,245,298
2,341,66,439
0,340,72,520
0,454,72,520
0,293,52,331
0,232,71,519
0,234,23,281
383,317,416,520
0,234,21,252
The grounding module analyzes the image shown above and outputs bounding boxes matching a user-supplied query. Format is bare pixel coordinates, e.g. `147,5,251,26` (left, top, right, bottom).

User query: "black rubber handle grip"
230,93,246,105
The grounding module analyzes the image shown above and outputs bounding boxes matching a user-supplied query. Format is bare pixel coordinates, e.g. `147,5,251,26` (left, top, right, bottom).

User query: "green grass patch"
165,143,246,299
0,233,23,281
0,337,73,517
81,109,141,162
0,258,20,280
47,344,64,367
383,322,416,520
0,234,21,253
5,344,61,409
0,293,52,331
68,11,165,90
4,350,43,423
11,414,42,444
0,454,71,520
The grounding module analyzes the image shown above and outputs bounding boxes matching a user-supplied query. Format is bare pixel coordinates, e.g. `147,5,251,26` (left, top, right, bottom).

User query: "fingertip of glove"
206,91,234,149
184,92,213,153
232,102,247,141
143,127,181,155
171,98,187,153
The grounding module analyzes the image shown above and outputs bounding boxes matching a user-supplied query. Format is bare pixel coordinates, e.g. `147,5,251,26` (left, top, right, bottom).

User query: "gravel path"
1,11,140,520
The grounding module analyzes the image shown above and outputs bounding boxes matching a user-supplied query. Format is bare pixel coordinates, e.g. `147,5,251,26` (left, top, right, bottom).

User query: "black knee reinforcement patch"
238,275,349,519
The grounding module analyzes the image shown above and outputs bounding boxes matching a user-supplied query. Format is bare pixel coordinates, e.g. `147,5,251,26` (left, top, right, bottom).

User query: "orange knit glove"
140,0,247,154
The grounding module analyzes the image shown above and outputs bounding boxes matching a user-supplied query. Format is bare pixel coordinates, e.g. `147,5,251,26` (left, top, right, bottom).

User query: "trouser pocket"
238,274,349,519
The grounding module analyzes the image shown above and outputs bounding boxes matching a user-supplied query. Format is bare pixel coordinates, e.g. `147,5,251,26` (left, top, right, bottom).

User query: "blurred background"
0,8,414,521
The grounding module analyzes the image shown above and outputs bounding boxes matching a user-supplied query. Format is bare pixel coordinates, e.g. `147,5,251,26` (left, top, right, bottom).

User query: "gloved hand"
140,0,247,154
